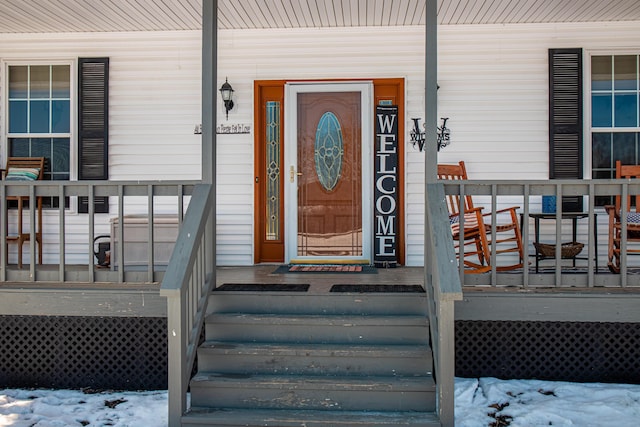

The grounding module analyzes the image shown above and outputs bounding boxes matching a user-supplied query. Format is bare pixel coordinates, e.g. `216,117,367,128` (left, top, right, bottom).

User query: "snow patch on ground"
2,378,640,426
455,377,640,427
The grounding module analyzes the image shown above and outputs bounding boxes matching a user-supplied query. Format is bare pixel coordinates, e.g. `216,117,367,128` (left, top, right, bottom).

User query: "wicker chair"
3,157,45,268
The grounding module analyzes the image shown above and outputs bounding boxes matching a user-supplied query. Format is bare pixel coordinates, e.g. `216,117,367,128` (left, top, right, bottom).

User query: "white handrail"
160,184,214,427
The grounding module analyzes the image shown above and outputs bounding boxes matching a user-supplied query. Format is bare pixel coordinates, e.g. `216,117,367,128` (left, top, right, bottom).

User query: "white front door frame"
284,81,374,264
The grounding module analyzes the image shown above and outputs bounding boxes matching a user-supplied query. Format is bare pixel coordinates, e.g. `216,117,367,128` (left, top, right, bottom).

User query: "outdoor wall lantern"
410,117,451,152
219,78,234,119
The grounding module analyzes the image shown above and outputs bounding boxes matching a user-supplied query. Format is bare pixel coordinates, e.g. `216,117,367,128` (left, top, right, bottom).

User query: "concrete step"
181,408,441,427
208,290,427,315
189,374,436,412
205,313,429,345
197,341,432,376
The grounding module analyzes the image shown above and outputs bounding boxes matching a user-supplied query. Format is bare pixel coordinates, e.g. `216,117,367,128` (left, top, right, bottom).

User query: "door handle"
290,166,302,183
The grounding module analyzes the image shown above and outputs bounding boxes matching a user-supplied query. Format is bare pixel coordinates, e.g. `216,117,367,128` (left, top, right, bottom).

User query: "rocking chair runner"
605,160,640,273
437,161,525,273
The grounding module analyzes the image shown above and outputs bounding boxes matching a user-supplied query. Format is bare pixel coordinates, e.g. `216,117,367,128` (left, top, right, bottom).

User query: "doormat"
214,283,310,292
272,265,377,274
330,284,425,293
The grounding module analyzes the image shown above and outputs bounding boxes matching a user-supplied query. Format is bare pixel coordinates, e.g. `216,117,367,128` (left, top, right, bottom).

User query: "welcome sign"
374,105,399,268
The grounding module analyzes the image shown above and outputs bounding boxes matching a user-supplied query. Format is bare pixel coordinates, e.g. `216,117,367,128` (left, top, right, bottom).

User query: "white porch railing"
1,180,197,283
443,178,640,287
4,178,640,287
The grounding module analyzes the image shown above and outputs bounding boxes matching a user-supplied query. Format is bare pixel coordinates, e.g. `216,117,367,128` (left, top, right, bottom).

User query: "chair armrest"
462,207,484,214
604,205,619,220
481,206,519,217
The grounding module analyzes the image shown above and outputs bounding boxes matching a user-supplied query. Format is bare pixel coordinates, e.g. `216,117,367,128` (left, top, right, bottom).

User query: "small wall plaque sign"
216,124,251,134
193,124,252,135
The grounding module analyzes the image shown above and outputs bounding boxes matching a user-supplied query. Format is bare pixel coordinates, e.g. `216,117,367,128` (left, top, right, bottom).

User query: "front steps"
182,286,440,427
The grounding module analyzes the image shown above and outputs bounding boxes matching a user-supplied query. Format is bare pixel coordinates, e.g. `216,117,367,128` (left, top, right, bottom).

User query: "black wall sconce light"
219,78,234,120
410,117,451,152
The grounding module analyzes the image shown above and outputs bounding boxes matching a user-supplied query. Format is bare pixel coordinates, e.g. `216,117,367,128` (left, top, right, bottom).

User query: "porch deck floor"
215,265,640,294
2,264,640,294
215,265,425,294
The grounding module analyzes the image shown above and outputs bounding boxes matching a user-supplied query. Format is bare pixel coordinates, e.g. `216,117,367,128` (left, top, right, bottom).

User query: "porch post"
425,0,438,183
164,0,218,426
202,0,217,186
203,0,217,351
424,0,457,426
202,0,217,269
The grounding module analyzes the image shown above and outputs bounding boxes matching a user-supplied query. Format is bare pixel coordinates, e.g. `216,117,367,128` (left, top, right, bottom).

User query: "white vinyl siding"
215,22,640,266
3,21,640,266
0,31,203,264
1,31,202,178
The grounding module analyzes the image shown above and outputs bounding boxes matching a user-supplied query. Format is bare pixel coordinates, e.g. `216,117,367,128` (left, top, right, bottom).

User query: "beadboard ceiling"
1,0,640,33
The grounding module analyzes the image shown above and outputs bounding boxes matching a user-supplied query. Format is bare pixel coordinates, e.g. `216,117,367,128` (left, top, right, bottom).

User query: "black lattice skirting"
456,320,640,384
0,316,167,390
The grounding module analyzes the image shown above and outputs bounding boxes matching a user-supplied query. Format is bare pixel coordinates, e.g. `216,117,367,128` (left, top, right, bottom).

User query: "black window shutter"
78,57,109,213
549,48,583,212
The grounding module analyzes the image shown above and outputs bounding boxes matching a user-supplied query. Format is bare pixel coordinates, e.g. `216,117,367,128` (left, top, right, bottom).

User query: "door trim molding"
253,78,405,265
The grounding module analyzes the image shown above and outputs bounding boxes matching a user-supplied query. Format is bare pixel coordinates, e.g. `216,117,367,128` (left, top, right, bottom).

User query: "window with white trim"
591,55,640,178
590,54,640,205
7,63,72,181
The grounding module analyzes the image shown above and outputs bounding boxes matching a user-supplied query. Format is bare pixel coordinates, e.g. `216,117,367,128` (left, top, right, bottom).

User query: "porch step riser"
189,376,436,412
208,292,428,316
197,342,432,376
181,408,441,427
205,315,429,345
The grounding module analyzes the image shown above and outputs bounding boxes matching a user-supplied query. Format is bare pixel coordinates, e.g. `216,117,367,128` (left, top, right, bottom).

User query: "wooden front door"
285,83,373,263
254,79,405,265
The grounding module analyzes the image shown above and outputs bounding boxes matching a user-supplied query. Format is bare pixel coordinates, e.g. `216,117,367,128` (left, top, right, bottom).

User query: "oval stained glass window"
314,112,344,192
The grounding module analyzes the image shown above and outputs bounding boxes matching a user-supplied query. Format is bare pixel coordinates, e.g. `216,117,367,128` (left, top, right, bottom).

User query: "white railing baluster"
522,184,531,288
147,185,155,282
117,185,125,283
587,182,596,287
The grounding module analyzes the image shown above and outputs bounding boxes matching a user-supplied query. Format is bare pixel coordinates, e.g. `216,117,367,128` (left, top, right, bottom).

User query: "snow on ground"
455,377,640,427
1,377,640,426
0,389,167,427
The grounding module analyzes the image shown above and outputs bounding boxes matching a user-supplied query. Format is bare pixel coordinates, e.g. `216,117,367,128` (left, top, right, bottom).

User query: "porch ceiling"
1,0,640,34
